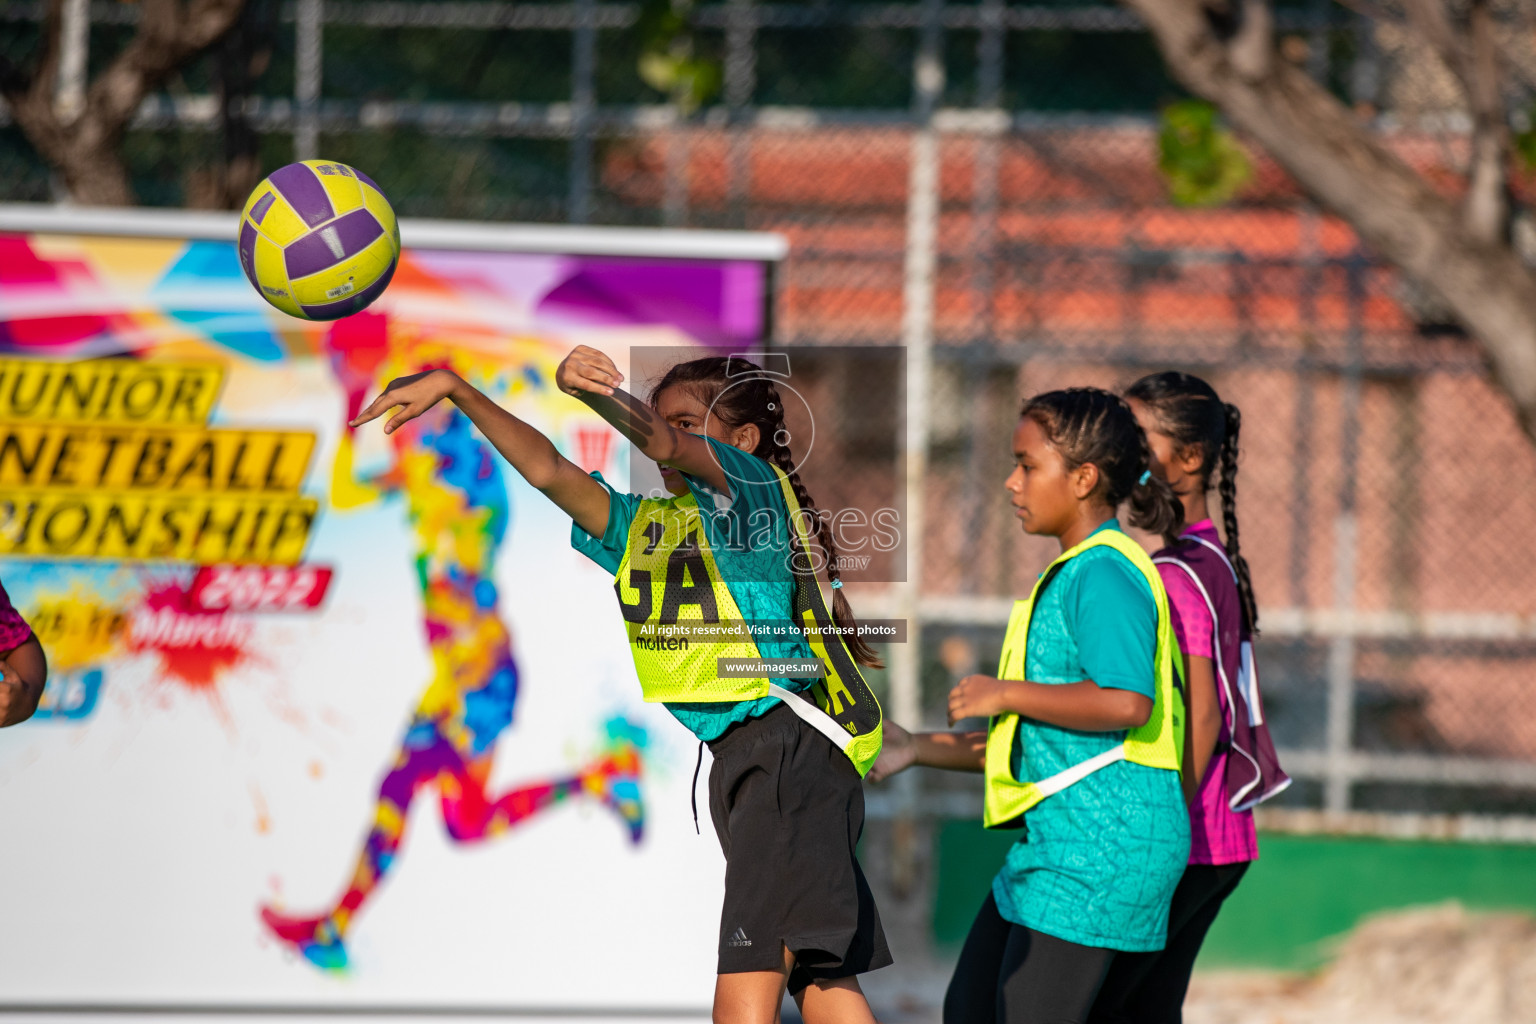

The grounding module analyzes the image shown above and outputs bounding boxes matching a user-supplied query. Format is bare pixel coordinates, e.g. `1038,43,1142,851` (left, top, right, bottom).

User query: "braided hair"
650,356,884,669
1019,387,1185,544
1125,371,1259,633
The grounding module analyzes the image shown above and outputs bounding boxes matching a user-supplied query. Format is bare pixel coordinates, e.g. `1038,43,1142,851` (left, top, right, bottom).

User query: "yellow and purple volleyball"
238,160,400,321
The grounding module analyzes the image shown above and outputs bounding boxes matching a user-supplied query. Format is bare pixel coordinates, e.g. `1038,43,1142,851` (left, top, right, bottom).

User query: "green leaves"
637,0,720,115
1515,104,1536,171
1157,99,1252,207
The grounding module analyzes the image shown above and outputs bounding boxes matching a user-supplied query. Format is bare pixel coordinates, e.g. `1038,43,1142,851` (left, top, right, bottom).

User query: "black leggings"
1087,862,1250,1024
944,893,1116,1024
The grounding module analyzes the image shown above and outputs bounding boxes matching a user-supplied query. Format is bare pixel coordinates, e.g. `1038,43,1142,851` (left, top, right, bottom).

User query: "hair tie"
1138,469,1152,486
830,579,843,590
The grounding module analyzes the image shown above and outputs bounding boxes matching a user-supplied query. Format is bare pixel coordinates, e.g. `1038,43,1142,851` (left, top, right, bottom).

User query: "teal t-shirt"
991,520,1191,952
571,435,815,742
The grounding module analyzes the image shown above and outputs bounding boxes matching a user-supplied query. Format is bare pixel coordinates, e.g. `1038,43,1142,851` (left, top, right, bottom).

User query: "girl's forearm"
450,381,565,487
1185,655,1222,793
913,730,987,772
574,388,682,463
572,388,731,493
447,380,611,537
990,678,1154,733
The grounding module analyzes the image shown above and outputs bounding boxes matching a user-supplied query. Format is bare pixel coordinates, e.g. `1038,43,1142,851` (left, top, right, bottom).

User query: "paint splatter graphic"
25,592,129,673
259,312,646,973
127,584,258,691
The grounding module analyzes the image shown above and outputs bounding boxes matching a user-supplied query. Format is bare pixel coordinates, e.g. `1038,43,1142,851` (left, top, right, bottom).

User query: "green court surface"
932,821,1536,970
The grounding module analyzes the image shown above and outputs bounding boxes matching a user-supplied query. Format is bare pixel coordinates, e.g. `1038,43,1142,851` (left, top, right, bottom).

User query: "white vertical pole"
894,129,936,734
295,0,323,161
886,0,943,899
55,0,90,125
893,0,943,741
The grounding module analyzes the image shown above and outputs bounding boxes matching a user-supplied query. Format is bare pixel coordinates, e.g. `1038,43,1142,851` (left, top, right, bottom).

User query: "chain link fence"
4,0,1536,826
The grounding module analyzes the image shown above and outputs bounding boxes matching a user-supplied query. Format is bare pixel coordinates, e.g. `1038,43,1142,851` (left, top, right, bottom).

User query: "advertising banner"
0,208,782,1014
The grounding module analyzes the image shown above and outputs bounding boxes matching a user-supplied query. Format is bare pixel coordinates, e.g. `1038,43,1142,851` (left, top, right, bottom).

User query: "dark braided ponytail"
1125,372,1259,633
1217,403,1259,633
650,356,884,669
1018,388,1184,542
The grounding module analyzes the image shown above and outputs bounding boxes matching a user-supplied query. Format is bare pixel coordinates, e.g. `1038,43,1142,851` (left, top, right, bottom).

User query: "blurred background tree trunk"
0,0,249,206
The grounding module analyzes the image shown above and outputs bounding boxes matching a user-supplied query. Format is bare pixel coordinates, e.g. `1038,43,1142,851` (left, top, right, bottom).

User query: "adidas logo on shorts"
726,927,752,948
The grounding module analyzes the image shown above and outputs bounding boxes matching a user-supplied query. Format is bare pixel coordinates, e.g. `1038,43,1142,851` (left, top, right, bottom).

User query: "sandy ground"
1184,903,1536,1024
854,902,1536,1024
13,903,1518,1024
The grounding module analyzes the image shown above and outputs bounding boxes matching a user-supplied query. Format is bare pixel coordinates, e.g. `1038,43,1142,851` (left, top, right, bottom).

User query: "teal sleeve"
1066,553,1158,699
569,472,642,575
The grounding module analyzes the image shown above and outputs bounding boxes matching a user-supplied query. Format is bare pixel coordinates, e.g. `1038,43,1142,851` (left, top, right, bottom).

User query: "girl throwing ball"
351,347,890,1024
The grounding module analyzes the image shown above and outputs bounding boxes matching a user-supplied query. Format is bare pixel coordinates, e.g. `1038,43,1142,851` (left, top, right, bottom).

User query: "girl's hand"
556,345,624,398
868,720,917,782
350,368,462,435
948,674,1011,725
0,659,28,727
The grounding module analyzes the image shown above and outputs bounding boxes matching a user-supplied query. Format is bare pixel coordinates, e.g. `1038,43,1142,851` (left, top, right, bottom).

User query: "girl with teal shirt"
874,388,1191,1024
349,347,889,1024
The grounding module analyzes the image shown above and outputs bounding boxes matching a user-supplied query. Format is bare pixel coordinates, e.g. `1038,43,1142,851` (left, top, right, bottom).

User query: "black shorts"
706,702,893,988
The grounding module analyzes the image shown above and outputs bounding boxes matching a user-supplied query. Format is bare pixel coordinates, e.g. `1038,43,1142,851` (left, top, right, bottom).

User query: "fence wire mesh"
3,0,1536,821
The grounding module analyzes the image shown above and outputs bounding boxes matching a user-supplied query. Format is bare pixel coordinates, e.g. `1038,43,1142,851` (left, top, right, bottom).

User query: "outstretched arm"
350,369,612,538
947,674,1153,733
555,346,732,494
868,720,987,781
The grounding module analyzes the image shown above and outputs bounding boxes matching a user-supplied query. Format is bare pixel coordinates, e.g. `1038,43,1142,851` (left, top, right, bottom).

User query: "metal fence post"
664,121,689,227
1289,213,1321,608
294,0,322,161
724,0,756,227
1324,254,1366,814
569,0,597,224
662,0,691,227
959,0,1004,593
894,0,943,734
891,0,944,834
888,0,943,899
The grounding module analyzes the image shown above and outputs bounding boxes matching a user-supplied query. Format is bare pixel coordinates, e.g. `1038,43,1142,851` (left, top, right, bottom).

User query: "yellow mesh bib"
608,465,886,776
983,530,1185,829
615,493,767,703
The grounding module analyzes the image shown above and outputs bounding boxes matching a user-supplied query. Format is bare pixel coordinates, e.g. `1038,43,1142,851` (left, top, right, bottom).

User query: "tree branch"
34,0,66,107
88,0,247,130
1229,0,1273,81
1399,0,1470,91
5,0,248,204
1121,0,1536,441
1462,0,1509,244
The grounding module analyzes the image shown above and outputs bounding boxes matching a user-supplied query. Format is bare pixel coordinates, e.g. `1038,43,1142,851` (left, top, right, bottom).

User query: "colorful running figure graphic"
261,312,645,971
